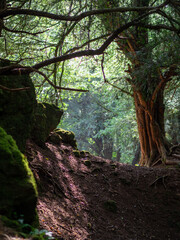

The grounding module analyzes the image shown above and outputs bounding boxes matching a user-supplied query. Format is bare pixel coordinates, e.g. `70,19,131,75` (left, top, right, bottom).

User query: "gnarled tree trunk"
133,88,170,166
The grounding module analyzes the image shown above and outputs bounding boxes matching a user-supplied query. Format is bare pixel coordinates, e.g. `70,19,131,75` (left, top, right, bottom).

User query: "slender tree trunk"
115,147,121,162
102,136,113,160
132,142,140,165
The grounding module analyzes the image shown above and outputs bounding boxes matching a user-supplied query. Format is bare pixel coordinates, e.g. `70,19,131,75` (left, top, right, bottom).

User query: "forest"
0,0,180,240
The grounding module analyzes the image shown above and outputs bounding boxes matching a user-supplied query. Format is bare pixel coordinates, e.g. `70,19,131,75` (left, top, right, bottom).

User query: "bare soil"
25,139,180,240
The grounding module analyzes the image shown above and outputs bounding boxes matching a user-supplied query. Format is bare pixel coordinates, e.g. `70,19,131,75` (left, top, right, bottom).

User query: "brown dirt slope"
26,139,180,240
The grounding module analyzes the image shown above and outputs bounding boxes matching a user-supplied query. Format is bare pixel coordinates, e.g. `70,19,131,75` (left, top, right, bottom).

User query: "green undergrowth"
1,215,56,240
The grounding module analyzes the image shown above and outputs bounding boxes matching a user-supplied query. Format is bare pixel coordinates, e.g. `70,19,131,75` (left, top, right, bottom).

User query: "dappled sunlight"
26,139,180,240
27,141,92,239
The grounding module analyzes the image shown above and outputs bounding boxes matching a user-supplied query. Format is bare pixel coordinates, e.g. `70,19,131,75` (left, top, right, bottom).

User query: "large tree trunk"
133,88,170,166
95,0,178,166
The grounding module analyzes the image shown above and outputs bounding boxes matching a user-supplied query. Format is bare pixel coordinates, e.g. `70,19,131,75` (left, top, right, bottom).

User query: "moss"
0,72,36,152
103,200,117,213
73,150,81,157
110,163,117,169
73,150,90,159
80,151,90,157
0,127,38,226
55,128,77,148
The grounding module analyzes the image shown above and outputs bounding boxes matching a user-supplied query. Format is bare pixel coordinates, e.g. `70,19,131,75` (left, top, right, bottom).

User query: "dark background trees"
0,0,179,166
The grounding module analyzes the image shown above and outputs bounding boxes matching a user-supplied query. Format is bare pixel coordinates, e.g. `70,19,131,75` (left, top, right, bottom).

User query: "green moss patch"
0,127,38,226
55,128,77,148
73,150,91,159
0,72,36,152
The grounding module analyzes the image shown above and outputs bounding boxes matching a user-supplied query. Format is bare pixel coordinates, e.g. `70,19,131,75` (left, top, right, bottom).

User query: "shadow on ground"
26,139,180,240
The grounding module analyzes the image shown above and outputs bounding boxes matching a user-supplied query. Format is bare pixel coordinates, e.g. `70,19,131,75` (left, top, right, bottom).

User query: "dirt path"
26,140,180,240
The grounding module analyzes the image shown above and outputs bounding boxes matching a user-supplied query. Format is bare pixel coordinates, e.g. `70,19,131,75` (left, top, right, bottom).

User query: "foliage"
61,89,138,163
1,215,55,239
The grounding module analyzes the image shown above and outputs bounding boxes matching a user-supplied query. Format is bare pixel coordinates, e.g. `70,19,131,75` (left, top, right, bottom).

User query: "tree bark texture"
133,88,169,166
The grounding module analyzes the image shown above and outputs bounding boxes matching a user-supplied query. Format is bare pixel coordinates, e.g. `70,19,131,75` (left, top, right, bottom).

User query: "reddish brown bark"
133,88,170,166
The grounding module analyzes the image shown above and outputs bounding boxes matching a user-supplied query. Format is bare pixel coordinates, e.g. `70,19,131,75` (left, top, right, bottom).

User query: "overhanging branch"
30,68,89,92
3,25,48,35
31,9,157,70
0,2,168,21
0,84,30,91
135,23,179,34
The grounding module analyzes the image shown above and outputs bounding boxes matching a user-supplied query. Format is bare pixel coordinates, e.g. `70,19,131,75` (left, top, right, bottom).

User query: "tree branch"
3,24,48,35
31,9,157,70
30,68,89,92
135,23,179,34
64,34,110,55
0,84,30,91
0,3,167,21
151,64,178,105
105,80,133,97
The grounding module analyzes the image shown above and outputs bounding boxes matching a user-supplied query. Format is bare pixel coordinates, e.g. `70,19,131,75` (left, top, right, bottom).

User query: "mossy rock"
80,151,90,157
73,150,91,158
73,150,81,157
48,132,62,145
0,127,38,226
103,200,117,213
31,103,63,146
55,128,77,148
0,69,36,152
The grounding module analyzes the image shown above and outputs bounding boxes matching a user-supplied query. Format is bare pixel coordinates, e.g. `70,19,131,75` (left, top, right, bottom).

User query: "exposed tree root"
151,144,180,167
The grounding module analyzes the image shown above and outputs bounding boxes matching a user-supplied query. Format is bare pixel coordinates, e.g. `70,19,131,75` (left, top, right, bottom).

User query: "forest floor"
24,139,180,240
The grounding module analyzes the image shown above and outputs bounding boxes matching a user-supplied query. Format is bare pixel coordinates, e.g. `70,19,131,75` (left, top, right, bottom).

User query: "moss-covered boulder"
48,132,62,145
55,128,77,148
73,150,90,158
31,103,63,146
0,127,38,226
0,62,36,152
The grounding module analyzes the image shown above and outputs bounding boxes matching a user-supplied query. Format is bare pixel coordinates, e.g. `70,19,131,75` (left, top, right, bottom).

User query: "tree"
61,88,137,162
62,92,115,159
0,0,179,166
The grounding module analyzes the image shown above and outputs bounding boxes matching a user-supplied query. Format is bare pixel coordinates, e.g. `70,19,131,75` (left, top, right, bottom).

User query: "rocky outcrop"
0,60,64,228
0,127,38,225
0,62,36,152
0,60,63,151
31,103,63,146
48,128,77,149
